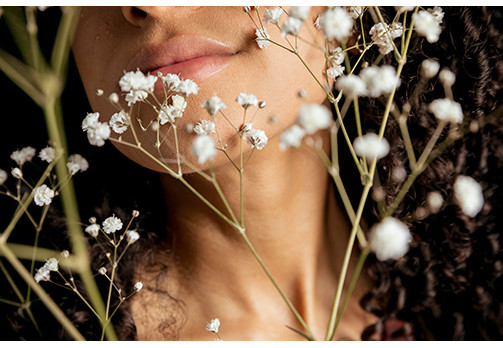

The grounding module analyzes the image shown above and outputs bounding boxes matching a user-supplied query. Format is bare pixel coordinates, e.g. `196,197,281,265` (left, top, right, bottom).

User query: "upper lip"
127,35,237,74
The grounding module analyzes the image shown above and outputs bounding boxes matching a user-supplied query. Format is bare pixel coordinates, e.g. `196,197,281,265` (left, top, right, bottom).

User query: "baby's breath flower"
335,75,367,98
369,22,403,55
109,93,119,104
454,175,484,217
160,73,181,90
245,128,268,150
413,10,442,43
359,65,400,98
236,93,258,109
428,98,463,123
345,6,364,19
289,6,311,21
192,135,217,164
98,267,107,275
427,191,444,213
109,110,130,134
33,184,55,206
61,250,70,258
194,120,216,136
326,47,345,78
297,104,332,134
174,79,199,97
102,215,123,234
132,210,140,218
86,122,111,147
206,318,220,333
201,96,227,116
279,124,305,150
0,169,8,185
255,28,270,49
370,217,412,261
11,146,36,166
85,223,100,238
318,7,354,42
126,230,140,244
429,6,444,24
125,90,148,106
281,17,303,37
34,266,50,283
96,89,104,96
134,281,143,292
439,68,456,87
44,257,58,272
421,59,440,79
39,146,56,163
67,154,89,174
11,167,22,179
353,133,390,160
119,70,157,93
158,95,187,125
263,7,283,25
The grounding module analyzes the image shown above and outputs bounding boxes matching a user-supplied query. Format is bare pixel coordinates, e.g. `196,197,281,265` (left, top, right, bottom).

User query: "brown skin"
73,6,375,340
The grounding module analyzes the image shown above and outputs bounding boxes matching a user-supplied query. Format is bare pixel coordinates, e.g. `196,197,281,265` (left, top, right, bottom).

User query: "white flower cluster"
281,6,311,37
159,73,199,98
82,112,111,147
158,95,187,125
102,214,123,234
39,146,56,163
33,184,55,206
369,22,403,55
34,257,59,283
11,146,36,166
454,175,484,217
201,96,227,117
245,128,268,150
353,133,390,160
255,28,270,49
194,120,216,136
326,47,346,79
263,7,283,25
428,98,463,123
67,154,89,175
119,70,157,106
413,7,444,43
317,7,354,42
345,6,364,19
109,110,130,134
370,217,412,261
236,93,258,109
336,65,400,98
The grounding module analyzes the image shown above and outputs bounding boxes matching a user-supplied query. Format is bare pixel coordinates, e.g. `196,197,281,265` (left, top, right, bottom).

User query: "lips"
127,35,237,83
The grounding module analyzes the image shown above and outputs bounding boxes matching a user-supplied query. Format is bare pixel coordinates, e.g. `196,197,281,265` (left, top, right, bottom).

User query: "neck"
134,132,374,340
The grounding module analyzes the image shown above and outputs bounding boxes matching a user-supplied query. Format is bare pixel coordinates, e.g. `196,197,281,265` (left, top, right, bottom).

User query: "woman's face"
73,7,327,172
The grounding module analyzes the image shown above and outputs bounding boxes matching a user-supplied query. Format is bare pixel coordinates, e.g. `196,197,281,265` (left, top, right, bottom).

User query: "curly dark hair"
0,6,502,341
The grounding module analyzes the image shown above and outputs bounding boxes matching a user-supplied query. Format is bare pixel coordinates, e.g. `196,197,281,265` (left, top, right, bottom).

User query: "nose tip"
121,6,202,27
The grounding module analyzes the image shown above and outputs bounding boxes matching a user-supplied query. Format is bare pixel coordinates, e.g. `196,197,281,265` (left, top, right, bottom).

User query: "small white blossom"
86,122,111,147
336,75,367,98
11,146,36,166
98,267,107,275
85,223,100,238
126,230,140,244
454,175,484,217
160,73,181,90
439,68,456,87
194,120,216,136
119,70,157,93
421,59,440,79
61,250,70,258
134,281,143,292
34,266,50,283
174,79,199,97
125,90,148,106
289,6,311,21
132,210,140,217
370,217,412,261
102,215,123,234
427,191,444,213
192,135,217,164
0,169,7,185
33,184,55,206
428,98,463,123
279,124,305,150
201,96,226,116
11,167,22,179
428,6,444,24
353,133,390,160
255,28,270,49
413,10,442,43
326,47,346,78
281,17,304,37
345,6,364,19
109,110,130,134
359,65,400,98
39,146,56,163
206,318,220,333
109,93,119,104
263,7,283,25
297,104,332,134
158,95,187,125
44,258,58,272
245,128,268,150
236,93,258,109
67,154,89,174
318,7,354,42
369,22,403,55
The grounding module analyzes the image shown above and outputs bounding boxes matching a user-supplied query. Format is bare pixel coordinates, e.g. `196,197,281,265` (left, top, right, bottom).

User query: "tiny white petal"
370,217,412,261
454,175,484,217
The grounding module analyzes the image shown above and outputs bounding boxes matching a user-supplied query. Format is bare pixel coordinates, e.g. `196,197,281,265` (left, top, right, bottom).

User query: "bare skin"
73,6,376,340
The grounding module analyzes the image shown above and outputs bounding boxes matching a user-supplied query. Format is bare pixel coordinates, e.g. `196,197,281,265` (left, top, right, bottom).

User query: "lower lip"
151,55,232,87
